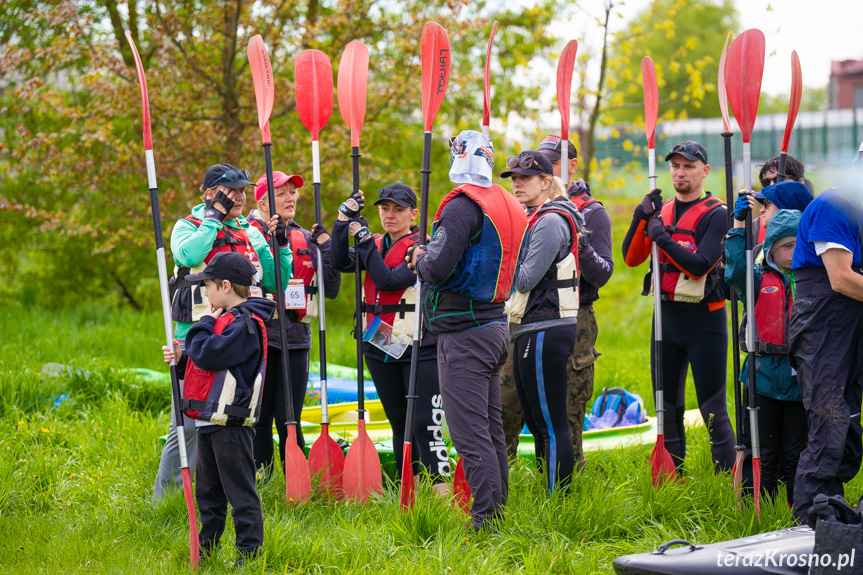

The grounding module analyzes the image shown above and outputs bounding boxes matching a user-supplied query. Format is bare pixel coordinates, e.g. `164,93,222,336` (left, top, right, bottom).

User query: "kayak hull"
613,527,815,575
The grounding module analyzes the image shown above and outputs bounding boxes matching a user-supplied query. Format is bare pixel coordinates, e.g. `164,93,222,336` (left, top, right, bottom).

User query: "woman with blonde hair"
502,150,583,493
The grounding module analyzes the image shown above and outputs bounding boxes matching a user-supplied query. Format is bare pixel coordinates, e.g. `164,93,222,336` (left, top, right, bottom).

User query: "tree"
0,0,565,312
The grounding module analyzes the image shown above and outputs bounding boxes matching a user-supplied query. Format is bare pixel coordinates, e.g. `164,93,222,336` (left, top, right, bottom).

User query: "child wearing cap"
725,209,805,505
162,251,276,567
246,170,341,476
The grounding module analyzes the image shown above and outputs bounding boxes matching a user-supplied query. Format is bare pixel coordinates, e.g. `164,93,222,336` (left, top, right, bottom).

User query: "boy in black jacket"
164,251,276,566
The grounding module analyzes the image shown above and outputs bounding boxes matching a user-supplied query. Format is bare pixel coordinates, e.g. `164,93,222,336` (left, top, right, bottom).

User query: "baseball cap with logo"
254,171,305,202
537,135,577,161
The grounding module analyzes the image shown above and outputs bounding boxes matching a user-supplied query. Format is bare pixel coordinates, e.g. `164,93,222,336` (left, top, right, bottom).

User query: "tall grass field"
3,192,860,574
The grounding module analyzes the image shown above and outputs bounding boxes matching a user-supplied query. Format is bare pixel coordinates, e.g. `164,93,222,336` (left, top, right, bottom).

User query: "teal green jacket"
724,209,801,402
170,203,292,340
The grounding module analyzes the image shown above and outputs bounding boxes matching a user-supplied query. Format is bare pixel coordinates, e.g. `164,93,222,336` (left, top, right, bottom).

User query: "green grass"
2,190,861,573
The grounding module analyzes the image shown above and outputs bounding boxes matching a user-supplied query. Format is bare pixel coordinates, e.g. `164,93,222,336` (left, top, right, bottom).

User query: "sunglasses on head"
378,187,415,205
216,168,251,184
506,152,540,170
670,143,707,162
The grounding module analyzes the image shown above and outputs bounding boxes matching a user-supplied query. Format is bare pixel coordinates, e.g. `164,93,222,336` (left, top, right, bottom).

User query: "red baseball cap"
254,171,304,202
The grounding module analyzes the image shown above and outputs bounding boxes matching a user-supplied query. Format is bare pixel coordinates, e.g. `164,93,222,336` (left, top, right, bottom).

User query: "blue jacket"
725,209,802,402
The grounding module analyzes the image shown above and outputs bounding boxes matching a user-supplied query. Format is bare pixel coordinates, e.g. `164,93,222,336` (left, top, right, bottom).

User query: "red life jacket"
171,216,259,324
362,231,420,336
570,192,600,212
247,219,318,324
182,308,268,426
432,183,527,303
744,267,793,355
655,194,725,303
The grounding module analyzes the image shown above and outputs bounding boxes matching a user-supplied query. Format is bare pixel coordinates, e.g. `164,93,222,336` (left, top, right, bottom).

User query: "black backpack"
807,493,863,575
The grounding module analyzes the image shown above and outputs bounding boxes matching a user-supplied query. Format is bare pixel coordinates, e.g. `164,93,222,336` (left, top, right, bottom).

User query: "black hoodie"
184,297,277,407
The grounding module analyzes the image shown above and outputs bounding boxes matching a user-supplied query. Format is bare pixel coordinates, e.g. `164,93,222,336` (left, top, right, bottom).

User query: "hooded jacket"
725,209,802,402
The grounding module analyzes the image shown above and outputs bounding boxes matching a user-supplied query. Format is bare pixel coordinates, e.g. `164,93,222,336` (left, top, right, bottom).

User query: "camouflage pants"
500,306,600,467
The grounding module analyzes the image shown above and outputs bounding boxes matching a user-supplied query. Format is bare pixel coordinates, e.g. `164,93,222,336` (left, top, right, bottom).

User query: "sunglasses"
506,152,540,170
760,175,780,188
216,168,251,184
670,143,707,163
378,187,416,205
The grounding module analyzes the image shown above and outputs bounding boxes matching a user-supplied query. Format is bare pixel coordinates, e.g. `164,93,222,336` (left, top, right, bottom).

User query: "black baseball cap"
500,150,554,178
665,140,708,163
203,163,254,190
537,135,577,161
183,252,257,287
374,183,417,208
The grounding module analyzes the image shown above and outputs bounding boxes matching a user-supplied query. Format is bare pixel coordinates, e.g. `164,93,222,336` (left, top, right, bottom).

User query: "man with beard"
621,140,736,475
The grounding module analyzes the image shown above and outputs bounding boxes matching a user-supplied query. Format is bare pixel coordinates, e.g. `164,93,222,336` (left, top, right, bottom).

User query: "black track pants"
789,286,863,523
650,301,736,472
755,393,807,502
365,354,450,482
513,325,578,492
252,347,310,474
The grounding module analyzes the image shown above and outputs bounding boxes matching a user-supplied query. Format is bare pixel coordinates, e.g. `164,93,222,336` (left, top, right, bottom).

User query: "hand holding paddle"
337,40,383,502
248,34,312,503
641,56,675,488
725,27,766,519
126,31,200,569
400,22,450,510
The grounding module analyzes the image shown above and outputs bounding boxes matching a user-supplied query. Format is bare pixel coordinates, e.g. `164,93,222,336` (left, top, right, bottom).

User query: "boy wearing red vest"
165,251,276,567
622,140,736,474
725,209,804,504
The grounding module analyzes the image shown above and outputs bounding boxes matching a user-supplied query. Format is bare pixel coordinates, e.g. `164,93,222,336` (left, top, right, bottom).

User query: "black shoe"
234,550,258,570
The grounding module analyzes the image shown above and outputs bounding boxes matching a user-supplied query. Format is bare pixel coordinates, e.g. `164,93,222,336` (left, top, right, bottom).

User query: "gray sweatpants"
153,376,198,501
437,323,509,531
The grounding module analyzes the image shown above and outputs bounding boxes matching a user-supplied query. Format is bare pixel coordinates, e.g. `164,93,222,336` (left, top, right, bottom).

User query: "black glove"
272,214,289,246
339,191,365,219
310,223,329,245
349,215,371,242
204,191,234,222
635,189,663,221
646,216,665,241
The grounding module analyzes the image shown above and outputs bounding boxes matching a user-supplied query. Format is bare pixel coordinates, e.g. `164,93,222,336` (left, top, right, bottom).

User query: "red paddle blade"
482,21,499,129
781,51,803,153
718,32,732,134
398,444,415,510
752,457,762,520
641,57,659,148
420,22,451,132
125,32,152,151
556,40,578,141
343,421,383,502
181,468,199,570
453,458,471,515
284,424,312,503
295,50,334,141
247,34,275,144
337,40,370,147
308,424,346,497
724,28,765,143
649,435,676,487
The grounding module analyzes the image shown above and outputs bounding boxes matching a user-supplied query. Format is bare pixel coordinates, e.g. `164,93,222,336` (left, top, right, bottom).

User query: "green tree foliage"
1,0,564,312
605,0,739,124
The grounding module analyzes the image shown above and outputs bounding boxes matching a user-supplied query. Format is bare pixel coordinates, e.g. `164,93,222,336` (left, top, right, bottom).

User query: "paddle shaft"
742,141,760,462
648,148,665,436
722,132,744,443
403,131,432,449
311,140,330,424
352,147,365,419
261,143,298,428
